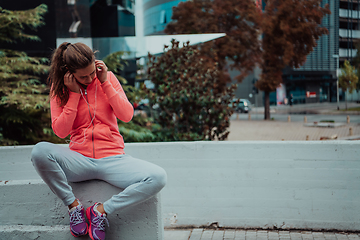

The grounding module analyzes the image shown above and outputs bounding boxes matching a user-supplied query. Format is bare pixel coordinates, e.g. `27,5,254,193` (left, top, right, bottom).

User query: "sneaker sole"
86,206,95,240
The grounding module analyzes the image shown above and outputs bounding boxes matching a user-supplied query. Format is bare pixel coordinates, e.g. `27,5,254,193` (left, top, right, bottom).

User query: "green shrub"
118,115,159,142
146,39,236,141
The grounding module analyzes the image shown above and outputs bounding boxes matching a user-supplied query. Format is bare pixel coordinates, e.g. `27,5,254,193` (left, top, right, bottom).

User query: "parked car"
236,99,252,113
228,98,252,113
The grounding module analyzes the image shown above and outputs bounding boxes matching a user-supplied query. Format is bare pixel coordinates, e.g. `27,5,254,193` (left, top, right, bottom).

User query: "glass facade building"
282,0,340,104
283,0,360,104
143,0,186,35
4,0,360,99
141,0,351,105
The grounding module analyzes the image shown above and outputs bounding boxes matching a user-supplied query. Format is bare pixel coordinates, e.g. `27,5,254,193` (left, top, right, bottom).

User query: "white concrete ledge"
0,179,163,240
124,141,360,231
1,141,360,232
0,225,72,240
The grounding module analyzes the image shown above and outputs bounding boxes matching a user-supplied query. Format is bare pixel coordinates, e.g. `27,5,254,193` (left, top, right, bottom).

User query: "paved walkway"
227,120,360,141
226,102,360,141
164,228,360,240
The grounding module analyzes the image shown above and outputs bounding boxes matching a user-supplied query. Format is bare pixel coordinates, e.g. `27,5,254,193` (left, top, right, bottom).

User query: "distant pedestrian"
30,42,167,240
290,94,293,107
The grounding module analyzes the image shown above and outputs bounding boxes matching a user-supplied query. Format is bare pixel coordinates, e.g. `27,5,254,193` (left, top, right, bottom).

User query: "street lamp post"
333,54,340,110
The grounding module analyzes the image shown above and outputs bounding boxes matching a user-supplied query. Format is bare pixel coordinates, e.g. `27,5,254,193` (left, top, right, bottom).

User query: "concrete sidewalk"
227,102,360,141
227,120,360,141
164,228,360,240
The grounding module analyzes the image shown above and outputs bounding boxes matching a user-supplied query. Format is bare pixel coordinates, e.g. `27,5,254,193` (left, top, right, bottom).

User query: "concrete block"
123,141,360,231
0,225,70,240
1,141,360,232
0,180,163,240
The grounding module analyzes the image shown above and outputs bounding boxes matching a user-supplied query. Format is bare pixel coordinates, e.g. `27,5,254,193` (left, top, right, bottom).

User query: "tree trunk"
264,91,270,120
345,92,348,110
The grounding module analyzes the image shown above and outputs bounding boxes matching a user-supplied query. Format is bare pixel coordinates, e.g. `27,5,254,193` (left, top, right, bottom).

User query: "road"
230,101,360,123
231,112,360,123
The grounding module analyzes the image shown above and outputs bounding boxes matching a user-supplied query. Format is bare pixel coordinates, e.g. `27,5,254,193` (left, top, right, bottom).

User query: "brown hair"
48,42,95,106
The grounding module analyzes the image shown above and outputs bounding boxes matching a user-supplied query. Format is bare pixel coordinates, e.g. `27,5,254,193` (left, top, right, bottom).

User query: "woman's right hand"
64,72,80,93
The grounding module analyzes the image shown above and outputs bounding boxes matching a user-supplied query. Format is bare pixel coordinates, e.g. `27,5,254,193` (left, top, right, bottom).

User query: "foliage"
102,51,148,105
118,115,159,143
0,4,49,110
0,49,49,109
0,4,47,43
352,42,360,92
165,0,262,82
103,51,158,142
339,60,358,94
0,4,52,146
257,0,330,119
102,51,128,84
0,104,64,145
146,39,237,141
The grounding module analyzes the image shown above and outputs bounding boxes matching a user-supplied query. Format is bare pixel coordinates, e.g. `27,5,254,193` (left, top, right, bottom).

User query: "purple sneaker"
86,203,109,240
68,200,88,237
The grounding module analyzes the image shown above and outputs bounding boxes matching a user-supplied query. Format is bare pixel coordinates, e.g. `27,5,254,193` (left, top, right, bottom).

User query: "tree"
0,4,49,109
165,0,262,82
339,60,358,110
146,39,237,141
0,4,51,145
166,0,330,120
351,42,360,96
257,0,330,119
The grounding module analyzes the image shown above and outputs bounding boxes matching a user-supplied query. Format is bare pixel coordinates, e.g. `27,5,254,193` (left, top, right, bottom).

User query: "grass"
341,107,360,111
320,120,335,123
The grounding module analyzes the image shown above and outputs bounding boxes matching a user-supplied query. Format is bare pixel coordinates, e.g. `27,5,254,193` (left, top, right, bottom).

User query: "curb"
0,225,73,240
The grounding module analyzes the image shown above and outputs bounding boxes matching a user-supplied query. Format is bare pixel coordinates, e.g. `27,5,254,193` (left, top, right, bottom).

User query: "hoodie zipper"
84,89,95,158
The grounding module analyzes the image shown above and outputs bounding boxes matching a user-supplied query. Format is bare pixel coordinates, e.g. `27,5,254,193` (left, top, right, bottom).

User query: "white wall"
1,141,359,231
124,141,360,231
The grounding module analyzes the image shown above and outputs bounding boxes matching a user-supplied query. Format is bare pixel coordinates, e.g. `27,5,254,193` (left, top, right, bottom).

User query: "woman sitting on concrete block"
31,42,167,240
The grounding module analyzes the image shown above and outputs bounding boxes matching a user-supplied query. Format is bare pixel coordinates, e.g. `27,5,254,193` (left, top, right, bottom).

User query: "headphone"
67,83,98,145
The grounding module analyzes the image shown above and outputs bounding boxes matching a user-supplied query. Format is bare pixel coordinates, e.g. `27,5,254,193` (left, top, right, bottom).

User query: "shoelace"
69,207,84,225
92,215,109,231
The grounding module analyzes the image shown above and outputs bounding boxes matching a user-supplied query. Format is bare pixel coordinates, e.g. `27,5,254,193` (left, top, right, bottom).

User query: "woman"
31,42,167,240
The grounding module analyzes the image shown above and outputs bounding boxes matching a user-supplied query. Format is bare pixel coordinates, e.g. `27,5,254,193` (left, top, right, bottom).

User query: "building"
4,0,359,103
1,0,137,85
264,0,360,105
282,0,360,104
281,0,339,105
142,0,186,36
2,0,225,87
139,0,351,106
338,0,360,101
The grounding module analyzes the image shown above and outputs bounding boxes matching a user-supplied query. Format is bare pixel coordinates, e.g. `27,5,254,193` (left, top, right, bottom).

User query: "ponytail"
48,42,95,106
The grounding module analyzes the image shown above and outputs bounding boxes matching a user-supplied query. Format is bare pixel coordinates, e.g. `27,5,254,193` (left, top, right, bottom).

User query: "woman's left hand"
95,60,108,83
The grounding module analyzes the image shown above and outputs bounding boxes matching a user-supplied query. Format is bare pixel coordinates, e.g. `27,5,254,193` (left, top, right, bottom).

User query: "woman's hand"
95,60,108,84
64,71,80,93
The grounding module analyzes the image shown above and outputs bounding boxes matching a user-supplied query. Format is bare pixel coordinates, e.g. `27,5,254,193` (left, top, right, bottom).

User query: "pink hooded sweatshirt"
50,71,134,159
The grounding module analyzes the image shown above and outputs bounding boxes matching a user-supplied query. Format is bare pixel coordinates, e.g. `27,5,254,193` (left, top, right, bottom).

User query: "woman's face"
73,62,96,86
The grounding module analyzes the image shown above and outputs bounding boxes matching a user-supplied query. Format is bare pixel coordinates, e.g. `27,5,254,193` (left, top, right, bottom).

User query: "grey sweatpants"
31,142,167,215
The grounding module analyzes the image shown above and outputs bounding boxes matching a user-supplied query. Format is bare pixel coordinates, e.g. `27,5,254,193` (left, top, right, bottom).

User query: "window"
160,10,167,24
